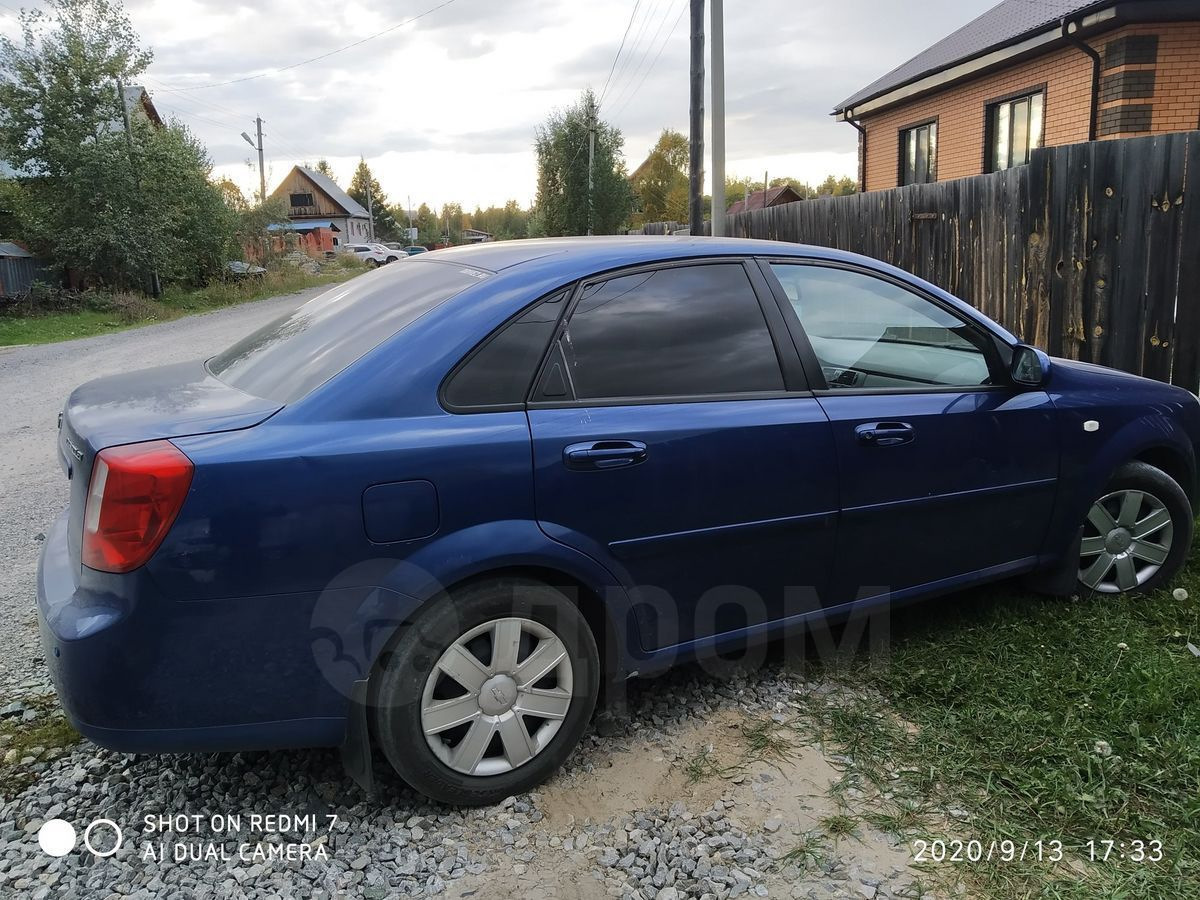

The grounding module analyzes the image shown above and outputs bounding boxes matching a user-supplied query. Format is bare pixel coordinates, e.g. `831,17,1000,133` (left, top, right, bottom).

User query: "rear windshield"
208,261,489,403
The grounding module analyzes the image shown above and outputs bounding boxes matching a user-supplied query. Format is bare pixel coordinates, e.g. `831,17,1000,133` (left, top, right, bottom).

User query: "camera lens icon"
37,818,123,858
83,819,123,857
37,819,76,857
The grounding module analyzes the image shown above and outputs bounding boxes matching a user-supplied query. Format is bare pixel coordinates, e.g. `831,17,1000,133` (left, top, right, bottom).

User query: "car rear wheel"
1078,461,1192,595
372,578,599,805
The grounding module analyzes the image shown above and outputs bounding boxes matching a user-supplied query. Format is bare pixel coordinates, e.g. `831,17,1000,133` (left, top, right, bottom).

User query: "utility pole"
116,78,135,159
587,113,595,236
710,0,726,237
365,177,375,242
240,117,266,203
408,194,414,244
117,78,160,297
688,0,705,235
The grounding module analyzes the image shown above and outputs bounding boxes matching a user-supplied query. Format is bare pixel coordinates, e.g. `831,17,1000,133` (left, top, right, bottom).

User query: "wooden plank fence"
636,130,1200,392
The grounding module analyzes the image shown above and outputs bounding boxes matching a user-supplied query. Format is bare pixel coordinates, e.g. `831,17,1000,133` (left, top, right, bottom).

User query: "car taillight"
82,440,194,573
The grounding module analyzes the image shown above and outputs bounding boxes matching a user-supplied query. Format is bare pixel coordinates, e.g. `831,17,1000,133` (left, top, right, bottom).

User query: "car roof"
408,235,1017,347
425,236,867,275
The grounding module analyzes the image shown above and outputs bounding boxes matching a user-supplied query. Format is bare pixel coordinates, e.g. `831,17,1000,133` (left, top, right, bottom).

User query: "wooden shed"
268,166,371,246
0,242,39,299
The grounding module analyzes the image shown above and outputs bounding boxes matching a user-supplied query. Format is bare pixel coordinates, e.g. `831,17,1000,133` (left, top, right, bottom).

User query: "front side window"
561,263,784,400
900,121,937,185
770,263,992,389
289,192,314,208
988,90,1044,171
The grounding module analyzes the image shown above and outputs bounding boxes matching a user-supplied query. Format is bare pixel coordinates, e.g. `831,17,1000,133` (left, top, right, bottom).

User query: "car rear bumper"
37,508,348,753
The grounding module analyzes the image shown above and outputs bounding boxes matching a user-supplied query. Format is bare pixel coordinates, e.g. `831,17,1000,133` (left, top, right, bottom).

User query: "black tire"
372,578,599,806
1077,461,1192,595
366,258,378,268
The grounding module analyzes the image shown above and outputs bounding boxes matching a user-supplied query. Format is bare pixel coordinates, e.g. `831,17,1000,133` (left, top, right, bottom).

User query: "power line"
155,102,242,131
610,0,688,122
261,130,309,164
606,0,683,116
150,94,246,130
597,0,643,109
160,0,459,92
144,78,250,124
601,0,664,110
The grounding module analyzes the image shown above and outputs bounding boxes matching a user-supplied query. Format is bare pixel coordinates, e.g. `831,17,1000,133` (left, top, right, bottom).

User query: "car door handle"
563,440,648,470
855,422,915,447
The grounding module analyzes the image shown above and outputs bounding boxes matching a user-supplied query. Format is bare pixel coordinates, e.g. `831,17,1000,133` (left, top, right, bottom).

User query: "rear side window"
561,263,784,400
209,261,489,403
442,291,566,409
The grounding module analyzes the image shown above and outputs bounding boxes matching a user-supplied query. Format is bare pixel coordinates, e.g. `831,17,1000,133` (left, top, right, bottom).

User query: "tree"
631,128,688,225
348,158,398,241
441,202,464,245
534,89,632,235
816,174,858,196
723,173,857,209
414,202,440,247
0,0,152,178
0,0,237,288
313,158,335,178
388,202,415,242
468,200,529,241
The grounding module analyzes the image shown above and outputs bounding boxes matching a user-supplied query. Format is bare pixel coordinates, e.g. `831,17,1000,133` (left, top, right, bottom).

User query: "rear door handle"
855,421,915,447
563,440,648,471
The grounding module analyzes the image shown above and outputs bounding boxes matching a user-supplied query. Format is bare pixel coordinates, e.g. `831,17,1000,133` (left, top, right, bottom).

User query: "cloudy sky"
3,0,996,210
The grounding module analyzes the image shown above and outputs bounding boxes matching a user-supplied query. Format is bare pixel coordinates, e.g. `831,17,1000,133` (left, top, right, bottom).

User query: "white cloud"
92,0,995,208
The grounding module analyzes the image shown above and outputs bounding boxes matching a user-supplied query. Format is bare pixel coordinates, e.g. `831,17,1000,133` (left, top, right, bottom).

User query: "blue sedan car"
38,238,1199,804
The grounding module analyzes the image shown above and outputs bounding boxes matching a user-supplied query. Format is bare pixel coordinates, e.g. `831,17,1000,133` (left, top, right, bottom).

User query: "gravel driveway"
0,286,936,900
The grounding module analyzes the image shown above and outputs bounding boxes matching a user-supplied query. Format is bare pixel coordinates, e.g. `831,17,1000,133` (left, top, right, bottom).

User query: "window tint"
443,292,566,409
562,264,784,399
770,264,992,389
209,261,488,403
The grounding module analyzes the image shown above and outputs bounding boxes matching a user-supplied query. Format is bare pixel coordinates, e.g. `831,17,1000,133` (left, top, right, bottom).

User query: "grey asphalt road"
0,283,337,698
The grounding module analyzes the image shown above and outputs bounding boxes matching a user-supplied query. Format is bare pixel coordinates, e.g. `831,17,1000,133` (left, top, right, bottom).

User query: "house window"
289,192,314,208
988,91,1044,171
900,122,937,185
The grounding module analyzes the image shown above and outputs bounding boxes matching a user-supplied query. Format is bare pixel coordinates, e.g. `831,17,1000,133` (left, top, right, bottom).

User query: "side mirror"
1010,344,1050,387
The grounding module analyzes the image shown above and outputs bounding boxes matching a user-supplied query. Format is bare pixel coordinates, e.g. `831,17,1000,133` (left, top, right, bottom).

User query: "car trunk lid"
59,359,283,568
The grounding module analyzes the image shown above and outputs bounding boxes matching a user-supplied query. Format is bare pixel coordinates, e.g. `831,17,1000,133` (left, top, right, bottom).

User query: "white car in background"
374,243,406,263
341,243,391,267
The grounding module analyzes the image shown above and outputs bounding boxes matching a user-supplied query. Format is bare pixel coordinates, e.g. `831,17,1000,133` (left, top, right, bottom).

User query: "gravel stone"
0,287,926,900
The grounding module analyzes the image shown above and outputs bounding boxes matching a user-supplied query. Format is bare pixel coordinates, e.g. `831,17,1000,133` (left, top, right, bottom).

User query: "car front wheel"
1078,461,1192,594
372,578,599,805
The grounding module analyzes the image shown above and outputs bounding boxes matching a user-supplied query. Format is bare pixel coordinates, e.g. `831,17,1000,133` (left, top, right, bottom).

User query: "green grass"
789,534,1200,898
777,830,829,872
683,742,725,784
820,812,861,841
0,264,365,346
740,717,795,765
0,695,80,799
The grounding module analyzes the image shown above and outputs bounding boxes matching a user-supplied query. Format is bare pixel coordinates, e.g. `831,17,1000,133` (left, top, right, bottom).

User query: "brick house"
833,0,1200,192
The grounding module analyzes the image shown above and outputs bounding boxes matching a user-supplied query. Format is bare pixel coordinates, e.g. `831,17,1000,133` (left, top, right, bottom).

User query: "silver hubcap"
421,617,574,776
1079,489,1173,593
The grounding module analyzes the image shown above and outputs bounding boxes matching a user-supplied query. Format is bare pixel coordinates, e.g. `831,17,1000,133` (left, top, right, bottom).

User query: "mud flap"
1022,526,1083,596
341,678,375,795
